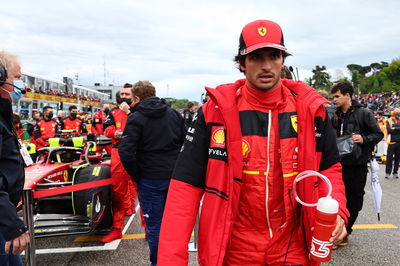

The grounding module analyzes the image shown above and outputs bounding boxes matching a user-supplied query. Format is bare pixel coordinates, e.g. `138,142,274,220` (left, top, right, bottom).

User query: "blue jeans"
0,233,23,266
138,178,170,266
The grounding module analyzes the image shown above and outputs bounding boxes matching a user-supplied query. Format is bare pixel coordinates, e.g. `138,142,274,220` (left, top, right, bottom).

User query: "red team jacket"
92,110,106,135
158,79,349,266
61,117,85,134
104,107,129,146
33,119,58,149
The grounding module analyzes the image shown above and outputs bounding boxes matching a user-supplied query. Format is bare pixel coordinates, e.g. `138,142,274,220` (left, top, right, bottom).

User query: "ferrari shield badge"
291,115,298,133
258,27,267,37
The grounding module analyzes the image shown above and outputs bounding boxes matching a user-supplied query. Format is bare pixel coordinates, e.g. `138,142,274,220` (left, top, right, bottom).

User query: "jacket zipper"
266,110,273,238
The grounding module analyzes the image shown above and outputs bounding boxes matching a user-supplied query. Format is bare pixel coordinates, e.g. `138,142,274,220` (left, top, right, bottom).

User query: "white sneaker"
393,173,399,179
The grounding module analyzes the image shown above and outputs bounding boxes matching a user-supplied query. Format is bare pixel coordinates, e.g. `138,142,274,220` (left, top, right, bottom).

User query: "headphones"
0,65,26,94
0,65,7,86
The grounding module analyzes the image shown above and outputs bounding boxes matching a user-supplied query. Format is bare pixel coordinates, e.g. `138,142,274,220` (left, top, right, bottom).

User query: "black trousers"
386,142,400,175
342,163,368,234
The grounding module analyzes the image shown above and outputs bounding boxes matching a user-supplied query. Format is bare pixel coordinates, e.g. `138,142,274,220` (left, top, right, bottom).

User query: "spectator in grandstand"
33,106,58,149
158,20,348,266
331,81,383,247
0,50,30,265
101,83,137,243
119,81,184,266
182,101,196,130
60,105,87,134
385,108,400,178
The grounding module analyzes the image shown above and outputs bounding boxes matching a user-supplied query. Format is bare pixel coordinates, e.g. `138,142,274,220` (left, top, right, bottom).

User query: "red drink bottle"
310,196,338,262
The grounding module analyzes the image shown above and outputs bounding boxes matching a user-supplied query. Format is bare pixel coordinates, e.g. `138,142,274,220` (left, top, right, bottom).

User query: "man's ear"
134,95,141,104
240,64,245,73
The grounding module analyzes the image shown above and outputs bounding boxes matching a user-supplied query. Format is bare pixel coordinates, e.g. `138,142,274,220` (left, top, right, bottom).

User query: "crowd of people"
0,19,396,266
356,91,400,114
25,86,102,102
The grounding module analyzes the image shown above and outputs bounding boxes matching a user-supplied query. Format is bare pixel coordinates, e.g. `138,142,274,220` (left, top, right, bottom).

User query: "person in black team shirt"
0,51,30,266
119,80,184,266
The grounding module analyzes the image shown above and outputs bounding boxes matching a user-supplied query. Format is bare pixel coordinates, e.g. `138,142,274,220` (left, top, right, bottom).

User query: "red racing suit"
92,110,106,135
33,119,58,149
158,79,349,266
92,110,112,154
61,116,86,134
104,107,137,229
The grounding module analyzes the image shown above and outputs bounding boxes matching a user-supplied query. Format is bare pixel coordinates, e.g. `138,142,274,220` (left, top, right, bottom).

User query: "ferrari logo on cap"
258,27,267,37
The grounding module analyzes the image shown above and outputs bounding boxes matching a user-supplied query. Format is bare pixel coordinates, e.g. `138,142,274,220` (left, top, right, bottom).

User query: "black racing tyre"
72,165,113,229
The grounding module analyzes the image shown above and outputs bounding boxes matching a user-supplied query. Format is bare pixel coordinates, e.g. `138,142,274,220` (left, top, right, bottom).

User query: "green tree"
310,65,331,90
347,64,363,73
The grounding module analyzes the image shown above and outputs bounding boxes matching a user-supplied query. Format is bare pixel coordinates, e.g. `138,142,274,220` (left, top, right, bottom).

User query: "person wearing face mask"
60,105,87,135
0,51,30,266
101,83,138,243
385,108,400,179
33,106,58,149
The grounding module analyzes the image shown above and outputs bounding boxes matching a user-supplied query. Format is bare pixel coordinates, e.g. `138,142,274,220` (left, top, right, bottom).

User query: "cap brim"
240,42,288,55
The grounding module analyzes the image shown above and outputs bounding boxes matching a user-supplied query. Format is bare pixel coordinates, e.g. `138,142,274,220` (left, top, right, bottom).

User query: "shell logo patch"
40,127,45,131
258,27,267,37
242,139,251,158
212,128,225,147
116,122,121,128
291,115,298,133
76,122,79,126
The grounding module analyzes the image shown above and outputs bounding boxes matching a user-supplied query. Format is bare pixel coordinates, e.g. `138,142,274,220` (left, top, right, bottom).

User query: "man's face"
0,61,21,100
70,109,78,116
120,87,133,100
44,108,53,119
240,48,284,92
332,91,350,108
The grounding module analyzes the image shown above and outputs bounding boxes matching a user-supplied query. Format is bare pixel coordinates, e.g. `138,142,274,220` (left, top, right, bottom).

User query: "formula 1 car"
22,135,113,238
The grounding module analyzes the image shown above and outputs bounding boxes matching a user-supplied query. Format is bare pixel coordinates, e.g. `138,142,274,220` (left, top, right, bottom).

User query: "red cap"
239,20,288,55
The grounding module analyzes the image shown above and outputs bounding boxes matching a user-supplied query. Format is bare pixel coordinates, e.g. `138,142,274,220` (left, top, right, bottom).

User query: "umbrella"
370,158,383,221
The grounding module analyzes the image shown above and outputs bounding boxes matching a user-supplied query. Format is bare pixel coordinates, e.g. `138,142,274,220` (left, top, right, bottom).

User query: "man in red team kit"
33,106,58,149
101,84,137,243
92,103,112,154
60,105,86,135
91,103,110,135
158,20,348,266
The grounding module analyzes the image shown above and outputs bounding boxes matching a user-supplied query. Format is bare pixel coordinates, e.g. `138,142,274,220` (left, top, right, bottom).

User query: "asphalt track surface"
24,162,399,266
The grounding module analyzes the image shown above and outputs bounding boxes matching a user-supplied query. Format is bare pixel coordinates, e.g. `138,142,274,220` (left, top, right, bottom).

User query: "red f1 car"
22,135,114,238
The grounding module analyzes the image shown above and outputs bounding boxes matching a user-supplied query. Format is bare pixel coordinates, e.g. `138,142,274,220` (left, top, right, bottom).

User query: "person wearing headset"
0,51,29,266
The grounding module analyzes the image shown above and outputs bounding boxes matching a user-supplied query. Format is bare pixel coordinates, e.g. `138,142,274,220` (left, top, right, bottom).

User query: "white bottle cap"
317,196,339,214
